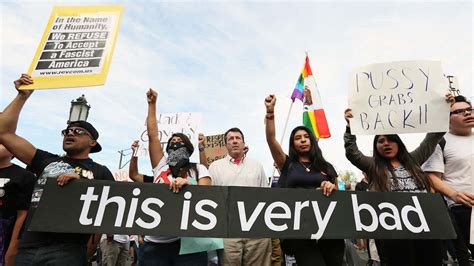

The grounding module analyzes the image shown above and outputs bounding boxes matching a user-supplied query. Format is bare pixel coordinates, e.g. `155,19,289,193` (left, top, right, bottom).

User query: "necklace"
299,161,311,172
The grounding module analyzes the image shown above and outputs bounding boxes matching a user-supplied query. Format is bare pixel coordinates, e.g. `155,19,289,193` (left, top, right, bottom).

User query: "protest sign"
30,179,456,240
348,61,449,135
113,168,132,182
23,5,123,90
138,113,202,162
204,134,227,165
446,75,460,96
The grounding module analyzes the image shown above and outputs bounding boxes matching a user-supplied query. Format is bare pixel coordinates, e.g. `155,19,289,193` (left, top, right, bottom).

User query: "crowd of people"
0,74,473,266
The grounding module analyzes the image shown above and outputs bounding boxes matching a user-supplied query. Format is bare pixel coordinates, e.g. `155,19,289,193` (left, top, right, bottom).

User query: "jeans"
281,239,344,266
14,243,87,266
376,239,442,266
139,240,207,266
451,205,474,256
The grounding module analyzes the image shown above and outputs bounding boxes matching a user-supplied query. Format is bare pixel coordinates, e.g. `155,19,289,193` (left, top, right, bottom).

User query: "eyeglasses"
61,127,92,138
450,107,473,116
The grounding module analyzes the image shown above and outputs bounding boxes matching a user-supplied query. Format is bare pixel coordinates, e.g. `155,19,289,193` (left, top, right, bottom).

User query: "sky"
0,0,472,180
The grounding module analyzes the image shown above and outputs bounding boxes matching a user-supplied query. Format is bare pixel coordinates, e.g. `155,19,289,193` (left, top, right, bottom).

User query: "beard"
63,143,89,156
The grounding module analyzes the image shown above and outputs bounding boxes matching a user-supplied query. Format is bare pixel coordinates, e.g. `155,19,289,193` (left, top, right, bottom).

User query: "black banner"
29,179,456,239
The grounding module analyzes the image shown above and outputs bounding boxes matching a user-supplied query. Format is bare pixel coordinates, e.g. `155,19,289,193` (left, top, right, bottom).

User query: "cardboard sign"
23,5,123,90
204,134,228,165
29,179,456,240
349,61,449,135
138,113,202,163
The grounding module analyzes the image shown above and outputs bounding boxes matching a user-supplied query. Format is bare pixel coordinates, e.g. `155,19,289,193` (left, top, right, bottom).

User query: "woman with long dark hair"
264,93,344,266
138,89,211,266
343,94,453,266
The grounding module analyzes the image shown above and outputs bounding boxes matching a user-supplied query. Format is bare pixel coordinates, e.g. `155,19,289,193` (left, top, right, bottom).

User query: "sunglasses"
61,127,92,138
450,107,473,116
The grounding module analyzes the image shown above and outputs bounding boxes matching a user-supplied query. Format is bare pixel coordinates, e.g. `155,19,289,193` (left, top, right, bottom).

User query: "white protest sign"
348,61,449,135
137,113,202,163
446,75,460,96
113,168,132,182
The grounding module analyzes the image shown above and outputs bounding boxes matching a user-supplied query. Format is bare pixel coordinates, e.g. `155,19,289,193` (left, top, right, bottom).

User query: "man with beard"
0,74,114,265
423,95,474,265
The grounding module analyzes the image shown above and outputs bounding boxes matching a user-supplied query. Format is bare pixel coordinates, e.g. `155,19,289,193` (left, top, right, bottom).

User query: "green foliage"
337,170,354,183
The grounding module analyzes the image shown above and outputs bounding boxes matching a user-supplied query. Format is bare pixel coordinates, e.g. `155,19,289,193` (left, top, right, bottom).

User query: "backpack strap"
438,137,446,164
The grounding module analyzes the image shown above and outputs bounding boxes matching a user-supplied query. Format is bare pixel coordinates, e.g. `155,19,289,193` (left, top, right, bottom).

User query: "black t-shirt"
20,149,114,248
143,174,154,183
0,164,35,257
355,181,369,192
278,156,336,189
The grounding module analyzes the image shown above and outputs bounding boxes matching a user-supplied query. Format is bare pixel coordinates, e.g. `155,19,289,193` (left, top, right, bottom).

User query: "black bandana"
167,142,191,177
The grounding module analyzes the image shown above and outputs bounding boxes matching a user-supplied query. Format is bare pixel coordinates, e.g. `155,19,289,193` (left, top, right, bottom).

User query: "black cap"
67,121,102,153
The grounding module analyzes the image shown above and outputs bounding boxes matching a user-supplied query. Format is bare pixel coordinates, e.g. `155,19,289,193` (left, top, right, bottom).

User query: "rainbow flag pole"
300,53,331,138
275,53,310,151
278,52,311,145
287,52,331,139
277,51,316,151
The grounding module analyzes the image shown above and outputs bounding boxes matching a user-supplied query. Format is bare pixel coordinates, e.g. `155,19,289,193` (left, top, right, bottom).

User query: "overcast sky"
1,0,472,180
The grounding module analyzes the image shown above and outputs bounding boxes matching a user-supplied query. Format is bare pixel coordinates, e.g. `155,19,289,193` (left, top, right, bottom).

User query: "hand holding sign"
14,74,34,98
445,92,455,106
170,177,189,193
198,133,206,150
57,173,80,186
451,191,474,207
320,180,336,197
344,108,353,127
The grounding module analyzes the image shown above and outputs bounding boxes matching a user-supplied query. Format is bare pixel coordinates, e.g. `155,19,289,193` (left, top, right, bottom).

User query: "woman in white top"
138,89,211,266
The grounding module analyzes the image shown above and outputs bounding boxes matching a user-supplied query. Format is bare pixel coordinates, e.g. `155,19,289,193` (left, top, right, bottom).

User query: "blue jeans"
14,243,87,266
140,240,207,266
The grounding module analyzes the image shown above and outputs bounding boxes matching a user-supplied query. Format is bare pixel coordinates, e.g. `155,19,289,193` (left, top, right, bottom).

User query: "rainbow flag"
295,56,331,138
290,56,312,102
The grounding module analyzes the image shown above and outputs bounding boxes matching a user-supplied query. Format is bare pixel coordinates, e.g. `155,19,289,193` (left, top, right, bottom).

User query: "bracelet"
199,147,205,152
266,111,274,114
265,113,275,120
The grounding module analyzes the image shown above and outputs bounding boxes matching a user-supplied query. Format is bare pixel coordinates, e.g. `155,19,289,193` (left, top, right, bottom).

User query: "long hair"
369,134,432,192
288,126,336,181
166,133,198,178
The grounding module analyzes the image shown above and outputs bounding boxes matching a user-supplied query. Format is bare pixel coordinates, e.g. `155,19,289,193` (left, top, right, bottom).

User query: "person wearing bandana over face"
137,89,211,266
